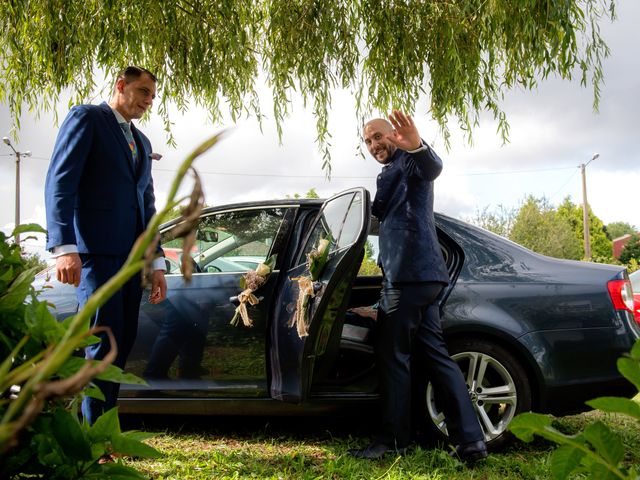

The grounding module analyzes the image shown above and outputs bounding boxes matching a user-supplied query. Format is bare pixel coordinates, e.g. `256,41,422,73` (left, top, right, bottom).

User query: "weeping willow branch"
0,1,616,166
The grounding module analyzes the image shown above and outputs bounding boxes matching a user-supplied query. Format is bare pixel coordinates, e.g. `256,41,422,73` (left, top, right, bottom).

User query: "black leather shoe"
449,440,488,464
347,442,408,460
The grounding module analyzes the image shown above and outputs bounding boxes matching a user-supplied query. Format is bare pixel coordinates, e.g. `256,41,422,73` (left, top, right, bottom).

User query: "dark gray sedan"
38,188,639,450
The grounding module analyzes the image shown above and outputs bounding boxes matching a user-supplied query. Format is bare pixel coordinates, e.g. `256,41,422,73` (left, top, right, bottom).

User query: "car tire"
414,338,532,452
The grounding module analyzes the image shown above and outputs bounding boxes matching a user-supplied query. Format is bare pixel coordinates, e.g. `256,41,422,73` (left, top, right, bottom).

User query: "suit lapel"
99,102,136,176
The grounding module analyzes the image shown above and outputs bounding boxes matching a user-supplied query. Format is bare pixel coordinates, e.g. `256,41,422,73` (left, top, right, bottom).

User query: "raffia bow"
289,275,315,337
231,288,260,327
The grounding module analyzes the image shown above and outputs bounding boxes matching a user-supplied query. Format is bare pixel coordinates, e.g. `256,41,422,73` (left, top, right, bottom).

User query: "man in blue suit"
348,110,487,462
45,66,167,424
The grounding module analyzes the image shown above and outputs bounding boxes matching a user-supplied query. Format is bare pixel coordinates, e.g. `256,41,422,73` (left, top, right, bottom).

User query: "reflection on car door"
122,206,295,398
270,188,371,403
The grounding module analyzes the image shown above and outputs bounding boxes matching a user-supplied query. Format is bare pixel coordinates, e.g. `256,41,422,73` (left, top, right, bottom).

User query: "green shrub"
0,226,161,478
0,133,223,479
510,338,640,479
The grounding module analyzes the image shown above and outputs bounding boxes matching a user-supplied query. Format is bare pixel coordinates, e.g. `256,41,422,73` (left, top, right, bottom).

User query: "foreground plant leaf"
586,396,640,421
51,409,92,462
618,355,640,391
583,421,624,466
11,224,47,238
551,444,587,479
508,412,554,442
511,338,640,480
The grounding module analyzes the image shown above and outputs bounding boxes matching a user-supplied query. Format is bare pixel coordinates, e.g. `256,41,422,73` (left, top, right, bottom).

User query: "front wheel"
419,338,532,451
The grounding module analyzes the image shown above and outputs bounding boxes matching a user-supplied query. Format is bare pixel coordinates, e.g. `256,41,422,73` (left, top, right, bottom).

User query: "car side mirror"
197,228,218,243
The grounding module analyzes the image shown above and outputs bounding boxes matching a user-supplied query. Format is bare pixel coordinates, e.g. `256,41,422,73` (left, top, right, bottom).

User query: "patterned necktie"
119,122,138,166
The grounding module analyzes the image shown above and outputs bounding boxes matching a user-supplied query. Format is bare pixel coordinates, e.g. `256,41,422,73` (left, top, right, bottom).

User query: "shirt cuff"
406,141,429,154
51,244,78,258
152,257,167,272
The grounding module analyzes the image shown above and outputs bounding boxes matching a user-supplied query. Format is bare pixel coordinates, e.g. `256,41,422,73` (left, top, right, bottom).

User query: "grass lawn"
123,409,640,479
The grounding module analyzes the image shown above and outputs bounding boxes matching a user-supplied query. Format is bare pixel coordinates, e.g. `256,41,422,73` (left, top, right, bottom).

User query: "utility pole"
581,153,599,261
2,137,31,246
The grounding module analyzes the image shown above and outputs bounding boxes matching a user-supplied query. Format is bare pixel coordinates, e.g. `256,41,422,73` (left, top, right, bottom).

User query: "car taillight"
608,279,637,322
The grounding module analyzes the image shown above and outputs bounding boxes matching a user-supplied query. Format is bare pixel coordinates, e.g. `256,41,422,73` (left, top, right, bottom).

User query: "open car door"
270,188,371,402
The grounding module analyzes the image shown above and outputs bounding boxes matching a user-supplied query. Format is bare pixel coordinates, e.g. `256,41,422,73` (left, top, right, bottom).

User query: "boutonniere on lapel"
149,153,162,161
230,254,277,327
290,234,332,338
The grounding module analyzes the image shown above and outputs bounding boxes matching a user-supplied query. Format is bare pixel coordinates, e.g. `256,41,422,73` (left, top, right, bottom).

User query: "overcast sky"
1,0,638,257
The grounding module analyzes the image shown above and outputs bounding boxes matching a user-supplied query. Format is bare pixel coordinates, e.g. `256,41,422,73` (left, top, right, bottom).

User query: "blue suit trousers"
78,254,142,424
375,280,484,447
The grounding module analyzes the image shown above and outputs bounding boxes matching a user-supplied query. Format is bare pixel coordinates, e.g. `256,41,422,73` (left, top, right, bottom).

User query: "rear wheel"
420,338,531,451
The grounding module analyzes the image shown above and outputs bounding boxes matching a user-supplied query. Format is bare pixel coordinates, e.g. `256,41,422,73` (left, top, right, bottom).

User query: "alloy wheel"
426,350,519,443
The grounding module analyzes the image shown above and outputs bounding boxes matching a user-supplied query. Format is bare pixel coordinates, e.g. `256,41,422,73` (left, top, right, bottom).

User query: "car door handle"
229,295,264,306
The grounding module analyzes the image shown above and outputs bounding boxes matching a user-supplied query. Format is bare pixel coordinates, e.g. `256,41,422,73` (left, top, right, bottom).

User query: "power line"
456,165,578,176
152,167,373,179
152,164,580,179
0,154,49,161
550,168,581,202
2,157,582,178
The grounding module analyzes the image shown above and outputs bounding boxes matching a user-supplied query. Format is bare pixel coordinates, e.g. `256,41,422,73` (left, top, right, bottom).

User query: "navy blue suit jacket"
45,102,158,255
372,145,449,284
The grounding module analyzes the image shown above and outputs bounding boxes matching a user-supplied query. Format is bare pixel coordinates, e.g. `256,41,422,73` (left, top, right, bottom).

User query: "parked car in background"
630,270,640,320
37,188,639,451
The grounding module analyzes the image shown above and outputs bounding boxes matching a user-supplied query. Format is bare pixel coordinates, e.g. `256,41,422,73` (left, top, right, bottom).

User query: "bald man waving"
348,111,487,463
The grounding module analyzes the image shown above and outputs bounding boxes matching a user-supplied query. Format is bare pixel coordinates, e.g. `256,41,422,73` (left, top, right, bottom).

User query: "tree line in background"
470,195,639,270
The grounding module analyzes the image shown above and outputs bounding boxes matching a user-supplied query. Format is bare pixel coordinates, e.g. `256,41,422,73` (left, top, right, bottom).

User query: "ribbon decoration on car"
233,288,260,327
230,254,277,327
289,235,331,338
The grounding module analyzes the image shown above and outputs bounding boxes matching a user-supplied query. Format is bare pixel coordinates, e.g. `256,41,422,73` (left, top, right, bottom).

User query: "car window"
161,208,287,274
358,235,382,276
297,191,364,266
355,227,453,278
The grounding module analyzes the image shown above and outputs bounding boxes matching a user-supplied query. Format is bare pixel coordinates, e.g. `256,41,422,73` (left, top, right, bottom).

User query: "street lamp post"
2,137,31,246
581,152,599,261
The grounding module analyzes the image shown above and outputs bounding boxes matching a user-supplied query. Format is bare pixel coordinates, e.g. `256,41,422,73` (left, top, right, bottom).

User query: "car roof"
160,198,322,230
166,197,459,222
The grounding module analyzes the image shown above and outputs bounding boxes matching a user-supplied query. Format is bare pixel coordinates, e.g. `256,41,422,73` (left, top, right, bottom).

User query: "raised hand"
387,110,422,151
